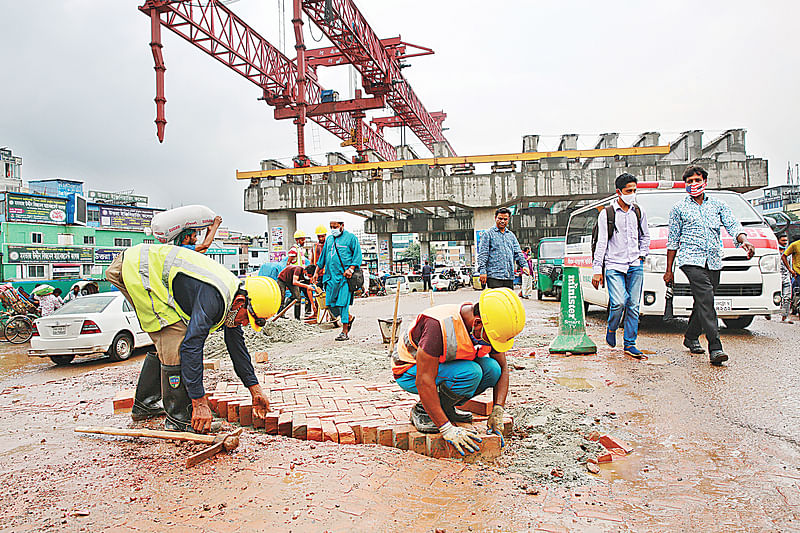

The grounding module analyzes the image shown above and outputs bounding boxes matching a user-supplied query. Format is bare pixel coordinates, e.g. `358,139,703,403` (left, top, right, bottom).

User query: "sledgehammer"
74,426,243,467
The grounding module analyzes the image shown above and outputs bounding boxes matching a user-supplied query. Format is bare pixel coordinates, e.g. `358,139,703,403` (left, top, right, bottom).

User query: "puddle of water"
554,377,594,390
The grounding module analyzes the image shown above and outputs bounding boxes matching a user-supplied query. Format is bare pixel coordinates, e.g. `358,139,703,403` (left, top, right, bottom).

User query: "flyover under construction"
242,128,768,267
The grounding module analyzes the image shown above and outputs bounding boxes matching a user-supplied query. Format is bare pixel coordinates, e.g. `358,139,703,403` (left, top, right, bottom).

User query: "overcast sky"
2,1,798,236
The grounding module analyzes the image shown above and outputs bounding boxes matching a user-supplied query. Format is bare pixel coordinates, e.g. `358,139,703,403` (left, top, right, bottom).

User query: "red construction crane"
139,0,453,165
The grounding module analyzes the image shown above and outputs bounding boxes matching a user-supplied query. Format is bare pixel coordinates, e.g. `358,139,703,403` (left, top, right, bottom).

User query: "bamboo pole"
388,288,401,354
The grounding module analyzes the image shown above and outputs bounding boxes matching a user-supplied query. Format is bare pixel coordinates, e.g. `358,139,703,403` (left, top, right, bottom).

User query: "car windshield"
385,276,402,286
539,241,565,259
51,294,117,315
637,190,764,227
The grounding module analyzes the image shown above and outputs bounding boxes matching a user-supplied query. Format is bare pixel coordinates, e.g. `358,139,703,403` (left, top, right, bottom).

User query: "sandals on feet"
335,332,349,341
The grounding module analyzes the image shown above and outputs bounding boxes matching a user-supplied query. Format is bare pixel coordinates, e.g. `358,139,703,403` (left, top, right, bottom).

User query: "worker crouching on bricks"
392,288,526,455
106,244,280,433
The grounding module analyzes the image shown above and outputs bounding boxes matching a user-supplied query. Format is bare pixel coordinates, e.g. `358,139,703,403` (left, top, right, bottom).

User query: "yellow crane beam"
236,145,671,180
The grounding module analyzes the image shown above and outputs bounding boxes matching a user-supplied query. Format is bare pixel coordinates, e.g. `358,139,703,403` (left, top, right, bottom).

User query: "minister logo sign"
6,193,68,224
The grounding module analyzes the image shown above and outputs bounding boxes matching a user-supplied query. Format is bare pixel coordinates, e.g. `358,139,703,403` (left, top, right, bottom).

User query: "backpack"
591,204,643,263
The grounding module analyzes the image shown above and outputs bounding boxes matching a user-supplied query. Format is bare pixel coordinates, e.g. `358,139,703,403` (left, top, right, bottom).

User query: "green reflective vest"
121,244,241,333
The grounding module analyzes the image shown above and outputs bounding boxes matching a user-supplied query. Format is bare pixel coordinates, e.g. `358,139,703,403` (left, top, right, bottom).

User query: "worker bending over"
277,264,318,320
174,215,223,254
392,288,525,455
106,244,278,433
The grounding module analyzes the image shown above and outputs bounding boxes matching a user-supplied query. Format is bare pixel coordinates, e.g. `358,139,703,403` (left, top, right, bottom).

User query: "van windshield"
637,190,764,227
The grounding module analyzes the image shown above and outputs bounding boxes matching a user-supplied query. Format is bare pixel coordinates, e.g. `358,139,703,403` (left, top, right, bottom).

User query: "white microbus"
564,182,782,329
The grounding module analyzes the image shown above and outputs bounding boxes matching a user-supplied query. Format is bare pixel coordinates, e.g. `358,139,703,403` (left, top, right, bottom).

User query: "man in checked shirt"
664,166,755,366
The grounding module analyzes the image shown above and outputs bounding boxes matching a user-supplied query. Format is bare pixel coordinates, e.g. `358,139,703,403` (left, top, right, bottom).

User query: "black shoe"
437,384,473,424
410,402,439,433
161,364,193,432
131,352,165,421
709,350,729,366
683,337,705,354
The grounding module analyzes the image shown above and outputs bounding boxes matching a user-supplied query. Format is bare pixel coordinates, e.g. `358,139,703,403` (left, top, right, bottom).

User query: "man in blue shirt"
174,216,223,254
317,220,362,341
664,166,755,365
477,207,530,289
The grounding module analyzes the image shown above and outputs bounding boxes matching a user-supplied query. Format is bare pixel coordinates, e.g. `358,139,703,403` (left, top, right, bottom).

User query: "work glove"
486,404,505,447
439,422,482,456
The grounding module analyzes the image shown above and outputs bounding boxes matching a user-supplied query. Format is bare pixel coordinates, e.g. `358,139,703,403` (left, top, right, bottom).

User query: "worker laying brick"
391,288,525,455
106,244,280,433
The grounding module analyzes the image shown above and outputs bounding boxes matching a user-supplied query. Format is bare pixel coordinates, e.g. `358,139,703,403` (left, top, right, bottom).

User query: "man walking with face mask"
592,173,650,357
664,165,755,365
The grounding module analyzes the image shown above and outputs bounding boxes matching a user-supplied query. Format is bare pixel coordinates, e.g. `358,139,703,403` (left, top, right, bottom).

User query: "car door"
122,298,151,346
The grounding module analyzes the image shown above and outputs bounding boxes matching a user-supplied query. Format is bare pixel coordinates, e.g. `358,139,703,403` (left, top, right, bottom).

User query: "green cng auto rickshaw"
536,237,565,300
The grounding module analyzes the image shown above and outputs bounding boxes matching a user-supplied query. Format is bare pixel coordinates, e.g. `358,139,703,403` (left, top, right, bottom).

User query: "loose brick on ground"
112,390,135,414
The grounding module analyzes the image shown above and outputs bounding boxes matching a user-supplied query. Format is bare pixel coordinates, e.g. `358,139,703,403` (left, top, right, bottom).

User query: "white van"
565,182,782,329
384,274,424,294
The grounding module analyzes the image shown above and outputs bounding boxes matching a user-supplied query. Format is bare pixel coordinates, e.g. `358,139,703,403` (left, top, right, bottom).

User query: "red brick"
253,351,269,363
457,396,493,416
321,420,339,443
308,396,324,408
203,359,220,370
426,434,455,459
408,431,428,455
596,453,613,463
226,384,238,393
307,417,323,441
349,423,363,444
239,402,253,426
253,409,265,429
216,397,234,419
264,413,280,434
112,389,135,414
598,435,633,454
377,426,394,447
585,430,600,441
334,399,351,411
361,424,378,444
336,423,356,444
278,412,293,436
463,434,502,463
393,425,413,450
214,382,228,392
227,401,241,423
292,414,308,440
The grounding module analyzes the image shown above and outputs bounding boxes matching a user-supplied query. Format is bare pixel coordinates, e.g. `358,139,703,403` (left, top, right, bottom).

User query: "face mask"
619,192,636,205
686,182,706,197
331,227,342,237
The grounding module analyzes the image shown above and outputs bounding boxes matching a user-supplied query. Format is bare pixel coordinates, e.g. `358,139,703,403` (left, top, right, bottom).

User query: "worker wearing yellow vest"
286,230,308,267
392,288,525,455
105,244,280,433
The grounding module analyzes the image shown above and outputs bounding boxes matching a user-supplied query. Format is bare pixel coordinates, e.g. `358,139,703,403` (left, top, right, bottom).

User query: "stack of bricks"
205,370,513,461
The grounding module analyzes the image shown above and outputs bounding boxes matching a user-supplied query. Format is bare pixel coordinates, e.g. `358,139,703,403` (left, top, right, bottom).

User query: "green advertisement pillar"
549,266,597,355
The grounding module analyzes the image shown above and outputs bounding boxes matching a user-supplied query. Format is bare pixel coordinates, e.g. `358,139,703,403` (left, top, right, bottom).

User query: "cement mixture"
507,403,606,487
203,320,321,359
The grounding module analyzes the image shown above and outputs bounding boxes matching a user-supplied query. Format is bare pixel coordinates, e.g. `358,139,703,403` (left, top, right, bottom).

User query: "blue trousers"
395,356,501,399
606,262,643,347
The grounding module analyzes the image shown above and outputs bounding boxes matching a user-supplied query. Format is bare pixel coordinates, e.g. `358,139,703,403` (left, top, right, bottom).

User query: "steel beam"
274,95,386,119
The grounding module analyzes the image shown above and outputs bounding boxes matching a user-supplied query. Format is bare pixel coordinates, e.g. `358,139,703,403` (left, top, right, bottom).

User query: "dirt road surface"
1,288,799,532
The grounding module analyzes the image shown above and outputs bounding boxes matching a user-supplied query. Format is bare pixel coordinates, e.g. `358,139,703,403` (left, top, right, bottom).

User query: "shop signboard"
88,190,149,205
94,248,123,263
6,245,93,263
6,193,68,224
98,205,157,230
271,226,285,251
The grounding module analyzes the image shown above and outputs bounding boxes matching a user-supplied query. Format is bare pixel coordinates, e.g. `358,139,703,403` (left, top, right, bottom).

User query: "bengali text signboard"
94,248,124,263
98,206,157,230
7,246,93,264
6,193,67,224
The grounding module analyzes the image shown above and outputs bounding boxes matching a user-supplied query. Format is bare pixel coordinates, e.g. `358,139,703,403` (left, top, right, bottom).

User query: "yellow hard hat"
315,225,327,236
478,288,526,352
244,276,281,331
293,230,307,239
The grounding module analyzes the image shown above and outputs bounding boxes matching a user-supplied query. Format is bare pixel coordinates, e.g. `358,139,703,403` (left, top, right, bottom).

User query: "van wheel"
537,290,543,300
108,332,134,361
50,355,75,366
722,316,754,330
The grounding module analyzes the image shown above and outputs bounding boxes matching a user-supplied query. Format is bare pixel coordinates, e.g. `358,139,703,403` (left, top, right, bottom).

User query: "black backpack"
591,204,643,263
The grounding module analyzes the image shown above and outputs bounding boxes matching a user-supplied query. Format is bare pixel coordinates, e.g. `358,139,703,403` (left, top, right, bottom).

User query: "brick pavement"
204,370,513,461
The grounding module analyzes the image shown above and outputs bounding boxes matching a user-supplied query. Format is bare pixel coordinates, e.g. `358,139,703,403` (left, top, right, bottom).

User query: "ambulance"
564,182,782,329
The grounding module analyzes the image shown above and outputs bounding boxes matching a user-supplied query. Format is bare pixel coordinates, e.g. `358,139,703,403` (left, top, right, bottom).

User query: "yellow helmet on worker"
244,276,281,331
315,225,327,236
478,288,526,352
293,230,307,239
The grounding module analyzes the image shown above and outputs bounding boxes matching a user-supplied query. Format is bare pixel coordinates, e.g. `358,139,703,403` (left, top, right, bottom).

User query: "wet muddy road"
1,290,799,531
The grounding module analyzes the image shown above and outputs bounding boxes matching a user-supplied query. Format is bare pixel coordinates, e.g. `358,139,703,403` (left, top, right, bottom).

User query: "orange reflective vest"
391,304,490,378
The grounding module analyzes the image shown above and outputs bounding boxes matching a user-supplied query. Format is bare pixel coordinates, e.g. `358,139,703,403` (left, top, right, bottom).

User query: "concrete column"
418,235,431,264
376,233,393,274
396,145,419,160
266,211,296,254
432,142,454,158
472,207,496,270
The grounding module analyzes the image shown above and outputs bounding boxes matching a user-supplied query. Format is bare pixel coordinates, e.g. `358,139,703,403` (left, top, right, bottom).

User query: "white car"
384,274,425,294
29,292,154,366
432,273,459,292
